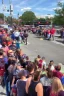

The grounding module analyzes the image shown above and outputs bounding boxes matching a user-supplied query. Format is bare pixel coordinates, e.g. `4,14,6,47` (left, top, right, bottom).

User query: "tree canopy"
0,13,4,20
35,18,46,25
53,2,64,25
19,11,36,24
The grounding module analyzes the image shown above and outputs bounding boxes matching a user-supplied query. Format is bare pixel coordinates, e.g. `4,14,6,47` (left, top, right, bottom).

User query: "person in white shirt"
42,57,46,68
0,44,2,49
48,60,55,71
14,30,20,41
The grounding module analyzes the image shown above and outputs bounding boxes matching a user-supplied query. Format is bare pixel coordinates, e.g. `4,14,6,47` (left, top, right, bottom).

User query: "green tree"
19,11,36,25
0,13,4,20
35,18,46,25
38,18,46,22
45,17,52,25
7,16,13,25
12,18,18,25
53,2,64,25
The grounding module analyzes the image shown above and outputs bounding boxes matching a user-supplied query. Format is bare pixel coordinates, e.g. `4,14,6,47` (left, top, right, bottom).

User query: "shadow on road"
0,92,6,95
55,35,60,38
35,36,42,38
56,40,64,44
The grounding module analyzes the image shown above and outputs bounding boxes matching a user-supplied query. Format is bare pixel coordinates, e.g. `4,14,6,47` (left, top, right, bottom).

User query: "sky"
0,0,64,18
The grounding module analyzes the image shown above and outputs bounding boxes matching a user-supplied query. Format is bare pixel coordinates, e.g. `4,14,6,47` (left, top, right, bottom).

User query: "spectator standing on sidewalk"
16,70,27,96
50,77,64,96
28,71,43,96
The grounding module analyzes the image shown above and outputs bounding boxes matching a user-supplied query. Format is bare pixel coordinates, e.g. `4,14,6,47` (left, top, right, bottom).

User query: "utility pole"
7,0,13,25
9,0,13,26
9,0,12,16
2,0,5,24
2,0,3,4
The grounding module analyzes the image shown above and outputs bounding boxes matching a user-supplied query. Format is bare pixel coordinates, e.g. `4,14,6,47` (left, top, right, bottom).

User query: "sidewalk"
54,33,64,44
0,86,6,96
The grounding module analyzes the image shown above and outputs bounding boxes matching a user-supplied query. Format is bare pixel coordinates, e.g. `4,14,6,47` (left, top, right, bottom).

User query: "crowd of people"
31,25,64,42
0,26,64,96
30,26,56,40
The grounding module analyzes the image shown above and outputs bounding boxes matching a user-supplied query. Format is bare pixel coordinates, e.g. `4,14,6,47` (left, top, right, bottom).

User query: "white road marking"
51,41,64,46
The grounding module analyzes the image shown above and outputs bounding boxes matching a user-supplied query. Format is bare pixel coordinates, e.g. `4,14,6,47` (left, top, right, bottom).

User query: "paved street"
0,86,6,96
21,33,64,65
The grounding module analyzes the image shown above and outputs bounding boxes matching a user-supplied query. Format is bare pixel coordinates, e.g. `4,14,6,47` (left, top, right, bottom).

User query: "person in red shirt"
50,27,56,40
53,64,63,79
38,59,43,69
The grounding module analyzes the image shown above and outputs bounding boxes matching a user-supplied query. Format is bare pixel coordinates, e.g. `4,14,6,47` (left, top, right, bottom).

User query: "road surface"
21,33,64,65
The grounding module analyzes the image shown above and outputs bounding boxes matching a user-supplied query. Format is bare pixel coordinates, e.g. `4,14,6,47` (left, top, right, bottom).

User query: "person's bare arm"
11,76,15,87
25,77,32,93
36,83,43,96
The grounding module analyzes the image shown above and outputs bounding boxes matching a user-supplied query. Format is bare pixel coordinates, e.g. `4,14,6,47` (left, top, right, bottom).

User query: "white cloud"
15,5,20,8
35,12,54,18
19,1,27,5
53,7,62,10
15,0,28,8
21,7,31,11
36,6,62,12
61,0,64,3
31,0,47,8
36,7,54,12
36,14,54,18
